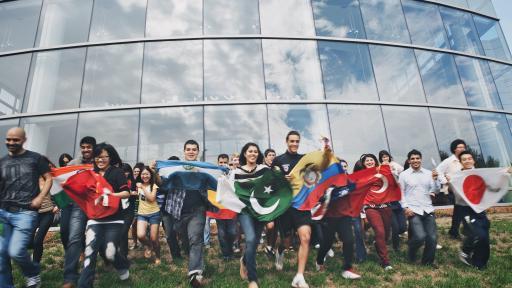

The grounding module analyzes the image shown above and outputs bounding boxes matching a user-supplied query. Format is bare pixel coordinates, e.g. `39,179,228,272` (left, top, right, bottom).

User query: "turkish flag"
359,165,401,206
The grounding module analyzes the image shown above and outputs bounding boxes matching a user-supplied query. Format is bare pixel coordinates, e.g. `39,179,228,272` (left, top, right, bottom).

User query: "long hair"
359,153,378,169
58,153,73,167
93,142,122,169
136,166,155,191
239,142,264,166
122,163,134,183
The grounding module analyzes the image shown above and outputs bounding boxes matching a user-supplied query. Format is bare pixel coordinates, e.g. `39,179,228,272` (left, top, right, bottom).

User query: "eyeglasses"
94,156,110,161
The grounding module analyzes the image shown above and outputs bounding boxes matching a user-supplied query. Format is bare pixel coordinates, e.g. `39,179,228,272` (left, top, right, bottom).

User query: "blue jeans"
204,216,210,245
352,217,367,262
60,202,87,285
176,207,206,275
0,208,39,288
216,218,237,258
408,213,437,264
238,214,264,282
161,211,182,259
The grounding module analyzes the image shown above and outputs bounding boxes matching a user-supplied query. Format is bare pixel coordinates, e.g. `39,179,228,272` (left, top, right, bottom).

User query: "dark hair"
168,156,180,160
93,142,122,168
133,162,145,171
239,142,264,166
42,156,56,169
353,160,364,172
264,148,276,157
360,153,378,169
378,150,392,163
403,159,410,170
136,166,155,191
58,153,73,167
407,149,422,160
458,150,474,162
122,163,134,183
286,131,300,141
184,139,199,151
217,154,229,161
79,136,96,147
450,139,466,154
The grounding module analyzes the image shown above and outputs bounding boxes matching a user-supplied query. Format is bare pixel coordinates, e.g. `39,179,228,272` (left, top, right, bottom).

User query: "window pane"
21,114,77,164
205,40,265,101
77,110,139,164
268,104,330,154
311,0,366,38
81,44,143,108
259,0,316,36
204,0,260,34
468,0,496,18
89,0,146,41
0,119,21,156
0,0,42,52
454,56,502,109
24,48,86,113
439,6,484,55
489,62,512,111
204,105,269,163
402,0,449,49
439,0,468,8
318,41,378,101
0,54,32,115
263,40,324,100
359,0,410,43
473,16,512,61
139,107,203,163
146,0,202,37
328,105,388,172
142,41,202,104
370,45,425,103
415,50,466,105
381,106,440,169
471,111,512,167
36,0,93,47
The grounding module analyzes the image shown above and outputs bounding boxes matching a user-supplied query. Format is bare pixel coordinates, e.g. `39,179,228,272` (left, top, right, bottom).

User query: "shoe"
248,281,259,288
189,273,206,287
275,251,284,271
342,269,361,279
264,246,275,259
314,243,320,249
327,249,334,257
459,251,471,266
384,265,393,271
436,244,443,250
144,248,152,258
240,257,248,280
118,269,129,281
315,262,325,272
291,274,309,288
26,275,41,288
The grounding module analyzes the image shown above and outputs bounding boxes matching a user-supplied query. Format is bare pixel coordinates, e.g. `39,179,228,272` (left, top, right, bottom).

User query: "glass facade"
0,0,511,205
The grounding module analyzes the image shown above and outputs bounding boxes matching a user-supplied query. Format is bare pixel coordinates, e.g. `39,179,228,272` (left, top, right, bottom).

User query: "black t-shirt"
0,150,50,210
94,166,129,221
272,150,304,175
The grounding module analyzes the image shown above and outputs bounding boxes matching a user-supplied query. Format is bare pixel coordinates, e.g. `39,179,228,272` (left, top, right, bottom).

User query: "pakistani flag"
217,165,292,222
50,165,93,208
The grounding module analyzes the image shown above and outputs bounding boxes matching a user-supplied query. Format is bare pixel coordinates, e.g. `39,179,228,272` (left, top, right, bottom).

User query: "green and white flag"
50,165,93,208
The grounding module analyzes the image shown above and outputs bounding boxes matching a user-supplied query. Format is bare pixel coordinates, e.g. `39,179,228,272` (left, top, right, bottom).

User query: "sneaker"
315,262,325,272
342,269,361,279
384,265,393,271
240,257,248,280
118,269,129,281
264,246,275,259
189,273,206,287
275,251,284,271
291,274,309,288
314,243,320,249
436,244,443,250
248,281,259,288
459,251,471,266
327,249,334,257
26,275,41,288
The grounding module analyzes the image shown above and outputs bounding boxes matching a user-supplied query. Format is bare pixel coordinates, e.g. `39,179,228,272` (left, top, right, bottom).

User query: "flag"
206,189,237,219
50,165,93,208
217,165,293,222
360,165,401,206
449,168,510,213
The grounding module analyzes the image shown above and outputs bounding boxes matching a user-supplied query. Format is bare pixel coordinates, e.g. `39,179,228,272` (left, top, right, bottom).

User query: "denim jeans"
175,207,206,275
60,202,87,285
408,212,437,265
238,214,264,282
31,211,55,263
391,206,407,250
317,216,354,270
204,216,211,245
120,208,135,258
216,218,237,258
461,208,490,269
161,211,182,259
0,208,39,288
352,217,367,262
449,204,465,238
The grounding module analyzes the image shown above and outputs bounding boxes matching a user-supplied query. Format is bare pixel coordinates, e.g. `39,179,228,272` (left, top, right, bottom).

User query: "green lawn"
13,213,512,287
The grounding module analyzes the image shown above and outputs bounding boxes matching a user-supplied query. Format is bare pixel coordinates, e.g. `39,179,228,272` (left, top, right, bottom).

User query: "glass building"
1,0,512,201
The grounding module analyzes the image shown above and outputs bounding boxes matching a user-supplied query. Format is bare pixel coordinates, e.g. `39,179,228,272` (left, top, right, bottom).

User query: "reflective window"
471,111,512,167
0,0,42,52
0,54,32,115
21,114,78,164
24,48,86,113
205,40,265,101
439,6,484,55
473,16,512,61
328,105,388,172
204,105,269,163
402,0,449,49
381,106,440,169
311,0,366,38
359,0,410,43
77,110,139,164
438,0,468,8
89,0,146,41
263,40,324,100
370,45,425,103
415,50,466,105
468,0,497,18
267,104,330,154
204,0,260,34
146,0,202,37
454,56,501,109
139,107,203,163
318,41,378,101
81,44,143,108
259,0,316,36
142,41,202,104
36,0,93,47
489,62,512,111
0,119,20,156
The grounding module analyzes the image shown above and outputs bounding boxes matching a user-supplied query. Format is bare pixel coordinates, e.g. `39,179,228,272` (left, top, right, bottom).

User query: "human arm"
31,171,52,210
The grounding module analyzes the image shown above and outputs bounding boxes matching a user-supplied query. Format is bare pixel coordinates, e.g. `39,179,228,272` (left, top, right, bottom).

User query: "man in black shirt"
0,127,52,288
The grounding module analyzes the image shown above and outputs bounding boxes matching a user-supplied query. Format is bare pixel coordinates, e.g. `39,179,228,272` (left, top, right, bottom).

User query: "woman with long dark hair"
120,163,135,258
129,162,145,250
58,153,73,167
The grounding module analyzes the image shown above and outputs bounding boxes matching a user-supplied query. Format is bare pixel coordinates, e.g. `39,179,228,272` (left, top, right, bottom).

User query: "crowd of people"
0,127,493,288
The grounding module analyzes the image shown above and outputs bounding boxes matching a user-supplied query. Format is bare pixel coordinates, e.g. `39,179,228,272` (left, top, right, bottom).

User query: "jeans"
461,208,490,269
216,218,237,258
31,211,55,263
352,217,367,262
0,209,39,288
317,217,354,270
391,205,407,250
365,207,392,266
161,211,182,259
238,214,264,282
60,202,87,285
408,212,437,265
120,208,135,258
204,216,210,245
175,207,206,275
449,204,465,238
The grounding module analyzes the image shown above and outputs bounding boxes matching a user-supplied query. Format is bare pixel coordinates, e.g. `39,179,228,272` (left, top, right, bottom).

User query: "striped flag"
50,165,93,208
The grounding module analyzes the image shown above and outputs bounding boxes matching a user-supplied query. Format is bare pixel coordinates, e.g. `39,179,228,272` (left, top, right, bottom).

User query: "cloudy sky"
493,0,512,49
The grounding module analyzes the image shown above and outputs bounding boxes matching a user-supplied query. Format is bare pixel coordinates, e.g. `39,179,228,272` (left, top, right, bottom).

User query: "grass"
12,213,512,288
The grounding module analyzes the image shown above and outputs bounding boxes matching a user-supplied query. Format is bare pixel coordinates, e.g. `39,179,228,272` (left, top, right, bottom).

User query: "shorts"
276,207,312,238
137,211,161,225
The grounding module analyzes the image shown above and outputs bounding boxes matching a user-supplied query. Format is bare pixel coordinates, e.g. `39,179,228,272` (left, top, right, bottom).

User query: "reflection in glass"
146,0,202,37
204,0,260,34
0,119,20,156
36,0,93,47
142,41,202,104
454,56,501,109
263,40,324,100
22,114,78,164
328,105,388,172
381,106,440,169
77,110,139,164
473,16,512,61
402,0,448,49
205,40,265,101
318,41,377,101
259,0,316,36
370,45,425,103
471,111,512,167
24,48,86,112
89,0,146,41
468,0,496,17
439,6,484,55
0,54,32,115
139,107,203,163
311,0,366,38
81,44,143,108
268,104,330,154
0,0,42,52
415,50,466,105
359,0,410,43
489,62,512,111
204,105,269,163
439,0,468,8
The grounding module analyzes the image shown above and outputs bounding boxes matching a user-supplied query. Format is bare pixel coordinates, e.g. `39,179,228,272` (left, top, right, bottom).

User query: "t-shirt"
272,150,303,176
93,166,129,222
137,184,160,215
0,150,50,210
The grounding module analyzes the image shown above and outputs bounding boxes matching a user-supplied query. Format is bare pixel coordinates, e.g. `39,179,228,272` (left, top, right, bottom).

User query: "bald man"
0,127,52,288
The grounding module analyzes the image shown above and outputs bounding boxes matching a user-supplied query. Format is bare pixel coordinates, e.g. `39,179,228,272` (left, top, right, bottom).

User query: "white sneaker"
275,251,284,271
342,269,361,279
118,269,129,281
327,249,334,257
26,275,41,288
291,274,309,288
315,262,325,272
459,251,471,266
384,265,393,271
314,243,320,249
436,244,443,250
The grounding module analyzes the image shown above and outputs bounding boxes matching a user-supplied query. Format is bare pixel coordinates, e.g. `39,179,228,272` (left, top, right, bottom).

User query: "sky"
493,0,512,51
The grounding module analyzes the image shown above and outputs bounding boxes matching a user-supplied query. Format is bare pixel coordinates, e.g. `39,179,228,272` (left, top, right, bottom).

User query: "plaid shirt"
164,188,187,220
